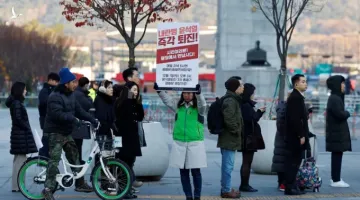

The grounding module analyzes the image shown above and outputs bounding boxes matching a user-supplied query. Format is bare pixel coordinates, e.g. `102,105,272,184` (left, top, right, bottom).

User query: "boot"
42,188,55,200
75,177,93,193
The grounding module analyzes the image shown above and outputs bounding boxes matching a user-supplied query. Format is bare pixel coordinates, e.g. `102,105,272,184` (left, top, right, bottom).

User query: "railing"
3,93,360,138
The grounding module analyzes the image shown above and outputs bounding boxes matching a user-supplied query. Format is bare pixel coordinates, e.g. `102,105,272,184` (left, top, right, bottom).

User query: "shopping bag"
32,129,43,150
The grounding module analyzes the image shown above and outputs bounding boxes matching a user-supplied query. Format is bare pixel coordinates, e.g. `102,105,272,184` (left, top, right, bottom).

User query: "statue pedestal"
133,122,170,181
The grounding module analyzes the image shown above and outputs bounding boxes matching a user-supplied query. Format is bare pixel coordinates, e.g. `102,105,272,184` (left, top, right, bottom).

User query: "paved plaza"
1,109,360,199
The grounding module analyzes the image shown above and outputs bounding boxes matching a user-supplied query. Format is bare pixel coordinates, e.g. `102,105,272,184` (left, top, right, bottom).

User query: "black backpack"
207,96,230,135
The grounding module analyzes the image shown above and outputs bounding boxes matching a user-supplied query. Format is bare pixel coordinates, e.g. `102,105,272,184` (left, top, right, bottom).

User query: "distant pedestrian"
326,75,351,187
38,73,60,158
218,77,244,199
88,81,99,102
155,83,207,200
6,82,37,192
284,74,308,196
239,83,265,192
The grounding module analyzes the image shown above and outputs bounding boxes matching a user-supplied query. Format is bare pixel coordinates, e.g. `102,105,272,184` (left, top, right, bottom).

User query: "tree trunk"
128,46,136,68
278,59,287,101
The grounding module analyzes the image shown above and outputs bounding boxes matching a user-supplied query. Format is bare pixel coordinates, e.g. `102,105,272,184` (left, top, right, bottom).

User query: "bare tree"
252,0,324,100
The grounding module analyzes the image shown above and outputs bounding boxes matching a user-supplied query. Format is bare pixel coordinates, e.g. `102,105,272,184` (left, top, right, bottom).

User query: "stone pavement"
1,109,360,199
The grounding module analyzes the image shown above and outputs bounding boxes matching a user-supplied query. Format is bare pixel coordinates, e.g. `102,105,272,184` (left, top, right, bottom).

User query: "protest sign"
156,23,199,91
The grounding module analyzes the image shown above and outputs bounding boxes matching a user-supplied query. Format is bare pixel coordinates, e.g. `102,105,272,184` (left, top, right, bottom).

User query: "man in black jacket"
284,74,308,195
42,68,98,200
38,73,60,158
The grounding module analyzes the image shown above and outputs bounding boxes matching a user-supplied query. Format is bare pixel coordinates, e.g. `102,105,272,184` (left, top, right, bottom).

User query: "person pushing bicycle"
42,68,99,200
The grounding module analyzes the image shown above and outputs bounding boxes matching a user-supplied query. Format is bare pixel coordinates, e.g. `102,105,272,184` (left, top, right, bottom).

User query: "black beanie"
225,78,240,92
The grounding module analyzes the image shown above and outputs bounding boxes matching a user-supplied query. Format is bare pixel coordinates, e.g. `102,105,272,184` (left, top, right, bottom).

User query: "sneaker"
132,180,143,188
330,179,350,188
279,184,286,192
75,181,94,193
132,186,139,193
42,188,55,200
221,188,241,198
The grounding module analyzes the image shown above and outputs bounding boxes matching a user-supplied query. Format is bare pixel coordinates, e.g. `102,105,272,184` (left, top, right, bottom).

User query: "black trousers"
284,151,302,190
277,172,285,186
74,139,85,164
116,152,136,178
331,152,343,182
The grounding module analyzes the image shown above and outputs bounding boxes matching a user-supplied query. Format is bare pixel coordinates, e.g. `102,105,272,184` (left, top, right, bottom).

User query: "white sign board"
156,23,199,91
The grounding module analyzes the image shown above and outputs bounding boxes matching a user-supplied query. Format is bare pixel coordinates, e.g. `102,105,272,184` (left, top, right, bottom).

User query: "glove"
92,119,100,128
73,118,81,129
153,82,160,93
195,84,201,95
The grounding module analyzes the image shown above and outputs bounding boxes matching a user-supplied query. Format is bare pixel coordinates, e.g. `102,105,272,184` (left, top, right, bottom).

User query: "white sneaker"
330,179,350,188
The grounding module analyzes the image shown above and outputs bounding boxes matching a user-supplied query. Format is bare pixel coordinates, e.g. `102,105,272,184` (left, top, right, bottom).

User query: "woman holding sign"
154,83,207,200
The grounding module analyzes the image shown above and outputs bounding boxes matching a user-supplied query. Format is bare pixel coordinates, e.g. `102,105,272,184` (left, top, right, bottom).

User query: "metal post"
352,111,357,140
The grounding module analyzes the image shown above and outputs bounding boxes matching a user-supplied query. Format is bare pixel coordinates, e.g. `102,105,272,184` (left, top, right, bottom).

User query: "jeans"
220,149,236,193
331,152,343,182
180,168,202,198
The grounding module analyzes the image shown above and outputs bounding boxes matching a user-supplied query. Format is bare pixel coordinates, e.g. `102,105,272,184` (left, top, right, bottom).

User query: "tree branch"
135,14,152,47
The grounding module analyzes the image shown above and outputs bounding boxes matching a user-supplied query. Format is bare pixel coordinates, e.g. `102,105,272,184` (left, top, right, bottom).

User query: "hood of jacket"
5,95,14,108
327,75,345,97
242,83,256,107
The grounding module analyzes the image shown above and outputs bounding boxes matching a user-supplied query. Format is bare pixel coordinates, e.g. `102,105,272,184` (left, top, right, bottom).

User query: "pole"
352,111,357,140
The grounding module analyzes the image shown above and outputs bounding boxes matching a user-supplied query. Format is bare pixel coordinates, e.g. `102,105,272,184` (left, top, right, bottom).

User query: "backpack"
207,96,230,135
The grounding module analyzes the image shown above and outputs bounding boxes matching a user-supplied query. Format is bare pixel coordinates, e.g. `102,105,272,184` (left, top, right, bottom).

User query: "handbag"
245,121,265,150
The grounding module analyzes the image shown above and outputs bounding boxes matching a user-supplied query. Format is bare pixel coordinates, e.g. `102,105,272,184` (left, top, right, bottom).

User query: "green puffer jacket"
158,91,207,142
217,91,243,151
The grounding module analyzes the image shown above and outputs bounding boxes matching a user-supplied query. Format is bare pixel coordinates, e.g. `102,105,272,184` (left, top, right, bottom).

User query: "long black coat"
326,75,351,152
115,99,144,157
271,101,290,172
285,89,309,152
240,100,265,151
6,96,38,155
94,92,116,136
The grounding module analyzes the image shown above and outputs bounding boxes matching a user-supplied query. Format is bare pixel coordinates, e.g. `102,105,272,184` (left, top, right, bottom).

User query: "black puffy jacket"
6,96,37,155
43,84,95,135
271,101,290,173
326,75,351,152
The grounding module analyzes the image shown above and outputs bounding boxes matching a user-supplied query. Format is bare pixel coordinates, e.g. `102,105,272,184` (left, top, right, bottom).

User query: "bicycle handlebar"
81,120,100,130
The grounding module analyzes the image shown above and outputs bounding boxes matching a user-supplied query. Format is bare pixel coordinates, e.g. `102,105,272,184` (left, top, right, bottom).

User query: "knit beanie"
59,67,76,84
225,78,240,93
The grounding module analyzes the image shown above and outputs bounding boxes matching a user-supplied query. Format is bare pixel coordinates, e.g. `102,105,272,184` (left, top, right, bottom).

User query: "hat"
225,78,240,93
59,67,76,84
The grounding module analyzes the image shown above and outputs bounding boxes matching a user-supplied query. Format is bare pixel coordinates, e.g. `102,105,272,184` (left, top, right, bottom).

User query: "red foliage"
59,0,191,28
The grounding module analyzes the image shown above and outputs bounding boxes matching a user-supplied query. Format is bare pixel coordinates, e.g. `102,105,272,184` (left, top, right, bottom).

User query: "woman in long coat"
239,83,265,192
115,81,144,199
155,83,207,200
6,82,37,192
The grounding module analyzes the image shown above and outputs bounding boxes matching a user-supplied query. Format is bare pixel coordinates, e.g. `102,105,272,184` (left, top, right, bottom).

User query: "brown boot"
221,188,241,198
75,177,93,193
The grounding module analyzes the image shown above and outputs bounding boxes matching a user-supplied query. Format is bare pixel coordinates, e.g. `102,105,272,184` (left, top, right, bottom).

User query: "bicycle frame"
35,121,117,184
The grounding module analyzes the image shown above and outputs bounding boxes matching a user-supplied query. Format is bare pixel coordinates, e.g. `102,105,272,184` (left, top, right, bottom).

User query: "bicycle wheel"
17,157,56,200
91,158,133,200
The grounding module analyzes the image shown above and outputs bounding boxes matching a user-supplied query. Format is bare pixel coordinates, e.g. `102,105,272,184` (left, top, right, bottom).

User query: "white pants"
12,154,27,191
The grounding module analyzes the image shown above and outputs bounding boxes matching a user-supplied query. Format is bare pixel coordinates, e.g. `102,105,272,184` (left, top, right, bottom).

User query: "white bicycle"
17,121,133,200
